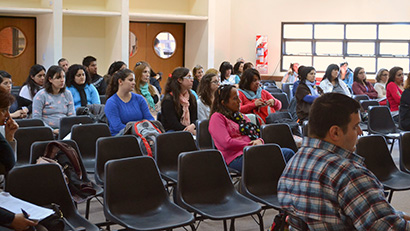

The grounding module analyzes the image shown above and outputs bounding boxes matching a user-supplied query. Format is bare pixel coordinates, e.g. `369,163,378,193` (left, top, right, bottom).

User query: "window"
281,23,410,74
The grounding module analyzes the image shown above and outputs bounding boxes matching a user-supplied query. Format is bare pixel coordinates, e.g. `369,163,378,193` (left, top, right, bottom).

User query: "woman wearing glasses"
351,67,378,99
105,69,154,136
238,68,282,124
0,71,31,119
197,73,219,121
133,61,161,118
66,64,100,110
161,67,197,135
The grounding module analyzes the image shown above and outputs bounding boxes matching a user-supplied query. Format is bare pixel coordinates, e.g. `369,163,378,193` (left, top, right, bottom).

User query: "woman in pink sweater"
386,66,404,112
238,68,281,124
208,84,294,172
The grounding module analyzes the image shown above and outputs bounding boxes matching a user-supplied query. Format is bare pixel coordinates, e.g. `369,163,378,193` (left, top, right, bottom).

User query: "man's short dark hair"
82,56,97,67
58,58,67,65
308,93,360,139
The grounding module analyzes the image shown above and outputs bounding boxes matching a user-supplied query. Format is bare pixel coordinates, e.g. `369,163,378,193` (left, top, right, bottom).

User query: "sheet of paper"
0,192,54,220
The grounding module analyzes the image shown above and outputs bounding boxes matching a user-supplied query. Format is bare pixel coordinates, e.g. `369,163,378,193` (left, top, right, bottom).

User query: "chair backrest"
29,140,89,181
99,95,107,104
177,150,234,205
155,131,198,174
353,94,370,102
242,144,285,197
261,124,298,152
58,115,94,140
281,83,293,100
196,119,215,150
71,123,111,172
356,135,399,181
367,106,398,134
400,132,410,172
95,135,143,185
15,118,44,127
271,92,289,111
302,120,309,137
15,126,54,166
360,100,379,112
104,156,169,215
5,164,99,230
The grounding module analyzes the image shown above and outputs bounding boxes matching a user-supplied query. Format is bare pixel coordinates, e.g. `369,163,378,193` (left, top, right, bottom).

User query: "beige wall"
227,0,410,76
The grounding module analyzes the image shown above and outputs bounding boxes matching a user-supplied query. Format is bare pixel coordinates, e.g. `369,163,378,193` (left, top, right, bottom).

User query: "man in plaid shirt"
278,93,410,230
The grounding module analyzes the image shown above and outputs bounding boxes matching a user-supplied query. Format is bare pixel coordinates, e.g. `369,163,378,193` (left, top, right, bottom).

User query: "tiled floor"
79,139,410,230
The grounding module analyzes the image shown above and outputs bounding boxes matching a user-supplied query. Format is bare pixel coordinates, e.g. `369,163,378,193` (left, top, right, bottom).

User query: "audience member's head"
309,93,361,151
106,69,134,99
243,62,254,72
193,65,204,82
82,56,98,75
219,61,233,82
239,68,261,92
387,66,404,85
0,70,13,93
58,58,70,73
23,64,46,98
322,64,340,82
133,61,156,95
0,86,15,121
164,67,195,115
44,65,66,94
210,84,237,120
108,61,126,76
233,61,244,76
299,66,315,83
205,68,219,76
197,73,219,107
65,64,91,87
375,68,389,84
353,67,367,84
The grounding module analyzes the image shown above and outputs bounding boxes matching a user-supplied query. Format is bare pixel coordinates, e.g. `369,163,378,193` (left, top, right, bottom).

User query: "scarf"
306,80,319,97
73,83,87,107
232,112,260,140
140,83,155,108
179,91,191,126
238,88,262,100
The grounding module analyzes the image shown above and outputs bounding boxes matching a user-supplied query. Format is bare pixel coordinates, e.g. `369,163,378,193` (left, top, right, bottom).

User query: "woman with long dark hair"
386,66,404,112
105,69,154,135
161,67,197,134
319,64,351,96
351,67,378,99
295,66,322,122
19,64,46,101
197,73,219,120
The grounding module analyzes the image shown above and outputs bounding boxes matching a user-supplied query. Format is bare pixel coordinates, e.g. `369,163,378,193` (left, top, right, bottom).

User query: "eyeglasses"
183,76,194,80
211,80,220,85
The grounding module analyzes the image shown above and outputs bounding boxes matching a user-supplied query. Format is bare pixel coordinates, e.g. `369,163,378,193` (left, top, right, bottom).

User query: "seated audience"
282,62,299,83
83,56,107,95
0,87,36,231
197,73,219,120
0,71,31,119
133,61,161,118
32,65,75,136
105,69,154,136
209,84,294,173
220,61,239,85
103,61,126,86
242,62,254,72
238,68,282,124
387,66,404,112
161,67,197,134
295,66,321,122
291,65,305,97
278,92,410,230
339,62,354,89
233,60,244,80
319,64,351,97
374,68,389,99
58,57,70,73
20,64,46,101
66,64,100,110
352,67,378,99
192,64,204,92
400,73,410,131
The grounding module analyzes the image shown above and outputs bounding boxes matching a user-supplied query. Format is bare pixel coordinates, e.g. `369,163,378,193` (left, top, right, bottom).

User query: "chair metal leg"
85,199,91,219
256,212,264,231
388,190,395,203
389,139,396,154
229,218,235,231
189,224,196,231
223,220,228,231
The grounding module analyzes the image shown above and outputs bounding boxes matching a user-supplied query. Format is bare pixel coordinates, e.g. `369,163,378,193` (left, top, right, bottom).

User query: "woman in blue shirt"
105,69,154,135
66,64,100,110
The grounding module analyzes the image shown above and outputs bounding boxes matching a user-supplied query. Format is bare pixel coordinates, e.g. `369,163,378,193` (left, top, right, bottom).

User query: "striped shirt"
278,137,409,230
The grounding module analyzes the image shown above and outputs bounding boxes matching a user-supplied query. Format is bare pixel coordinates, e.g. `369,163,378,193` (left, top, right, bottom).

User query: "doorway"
129,22,185,94
0,16,36,86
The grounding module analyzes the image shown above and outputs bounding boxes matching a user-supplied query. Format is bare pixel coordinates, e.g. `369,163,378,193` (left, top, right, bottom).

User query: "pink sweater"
209,112,263,165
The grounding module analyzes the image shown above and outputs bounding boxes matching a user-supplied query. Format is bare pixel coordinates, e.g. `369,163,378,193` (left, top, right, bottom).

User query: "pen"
21,208,29,219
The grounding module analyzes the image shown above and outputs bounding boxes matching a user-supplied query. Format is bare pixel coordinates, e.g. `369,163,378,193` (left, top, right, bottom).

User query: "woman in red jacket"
238,68,281,124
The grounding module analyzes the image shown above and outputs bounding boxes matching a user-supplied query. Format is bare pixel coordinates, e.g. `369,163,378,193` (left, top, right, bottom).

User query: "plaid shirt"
278,137,409,231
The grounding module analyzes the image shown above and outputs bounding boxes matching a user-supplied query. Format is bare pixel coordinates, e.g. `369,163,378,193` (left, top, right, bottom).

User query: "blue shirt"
105,93,154,135
278,137,409,230
67,84,100,110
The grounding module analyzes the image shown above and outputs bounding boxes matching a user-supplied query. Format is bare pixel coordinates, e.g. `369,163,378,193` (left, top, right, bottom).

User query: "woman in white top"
197,73,220,121
374,68,389,99
319,64,351,97
19,64,46,101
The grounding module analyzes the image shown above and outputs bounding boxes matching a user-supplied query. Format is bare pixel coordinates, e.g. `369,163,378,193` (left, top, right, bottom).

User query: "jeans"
228,147,295,173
